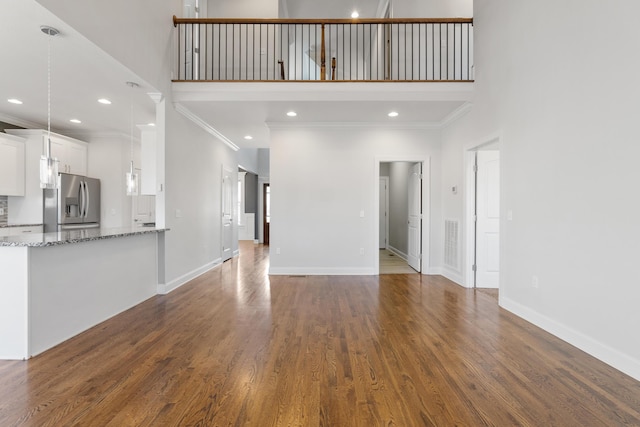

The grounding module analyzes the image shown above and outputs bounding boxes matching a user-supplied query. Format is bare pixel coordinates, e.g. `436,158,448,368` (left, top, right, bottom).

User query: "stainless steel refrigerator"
43,173,101,232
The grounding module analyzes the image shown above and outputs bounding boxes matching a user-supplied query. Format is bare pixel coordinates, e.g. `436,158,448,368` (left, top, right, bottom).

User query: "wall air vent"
444,219,460,271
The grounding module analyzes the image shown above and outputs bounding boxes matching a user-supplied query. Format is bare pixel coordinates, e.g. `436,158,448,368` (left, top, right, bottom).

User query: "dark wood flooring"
0,241,638,426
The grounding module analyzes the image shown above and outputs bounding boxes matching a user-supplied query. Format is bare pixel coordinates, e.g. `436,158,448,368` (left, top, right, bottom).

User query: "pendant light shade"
125,82,139,196
40,25,60,189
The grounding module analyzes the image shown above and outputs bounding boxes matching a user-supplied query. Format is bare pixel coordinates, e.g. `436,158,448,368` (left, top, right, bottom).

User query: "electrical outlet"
276,247,281,255
359,247,365,255
532,275,539,288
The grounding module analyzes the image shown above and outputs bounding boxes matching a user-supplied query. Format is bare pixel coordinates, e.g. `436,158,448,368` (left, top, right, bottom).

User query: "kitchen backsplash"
0,196,7,225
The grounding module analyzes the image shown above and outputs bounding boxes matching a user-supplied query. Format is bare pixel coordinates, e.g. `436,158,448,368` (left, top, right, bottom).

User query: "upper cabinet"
50,137,88,176
6,129,88,177
4,129,89,224
139,125,156,195
0,133,26,196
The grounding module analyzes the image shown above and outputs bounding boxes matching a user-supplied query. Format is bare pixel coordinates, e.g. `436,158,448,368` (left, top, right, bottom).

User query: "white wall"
441,0,640,380
162,102,237,291
392,0,472,17
35,0,177,92
86,135,136,228
208,0,278,18
238,148,259,174
269,125,441,275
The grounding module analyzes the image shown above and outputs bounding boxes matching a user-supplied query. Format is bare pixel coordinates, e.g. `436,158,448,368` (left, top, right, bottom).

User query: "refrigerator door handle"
84,180,90,219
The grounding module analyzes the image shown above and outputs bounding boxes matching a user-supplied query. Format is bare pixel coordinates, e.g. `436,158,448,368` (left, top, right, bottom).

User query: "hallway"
0,241,638,426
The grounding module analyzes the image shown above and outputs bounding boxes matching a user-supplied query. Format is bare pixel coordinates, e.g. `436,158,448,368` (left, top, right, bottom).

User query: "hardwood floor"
0,241,639,426
379,249,417,274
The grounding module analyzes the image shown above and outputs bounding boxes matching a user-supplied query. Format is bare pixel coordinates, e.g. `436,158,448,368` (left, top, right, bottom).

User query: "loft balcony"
172,17,473,83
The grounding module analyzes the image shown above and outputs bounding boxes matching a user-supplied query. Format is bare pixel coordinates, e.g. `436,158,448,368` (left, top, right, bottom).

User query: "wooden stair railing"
173,16,474,82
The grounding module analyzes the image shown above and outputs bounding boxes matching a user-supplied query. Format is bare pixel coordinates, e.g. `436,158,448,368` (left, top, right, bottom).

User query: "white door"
476,150,500,288
379,177,389,249
407,163,422,272
221,167,233,262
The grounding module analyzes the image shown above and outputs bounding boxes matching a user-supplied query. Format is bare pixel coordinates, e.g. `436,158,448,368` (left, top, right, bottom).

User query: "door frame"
464,133,501,288
221,165,234,262
374,156,430,275
379,176,390,249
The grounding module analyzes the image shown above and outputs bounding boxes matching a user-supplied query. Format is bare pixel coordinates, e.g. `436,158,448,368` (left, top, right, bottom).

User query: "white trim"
386,245,407,261
0,113,43,130
501,296,640,382
374,156,431,275
173,103,240,151
269,267,376,276
442,268,465,287
440,102,473,128
233,249,240,257
157,258,222,295
379,176,390,250
267,121,441,130
427,267,443,275
463,132,503,288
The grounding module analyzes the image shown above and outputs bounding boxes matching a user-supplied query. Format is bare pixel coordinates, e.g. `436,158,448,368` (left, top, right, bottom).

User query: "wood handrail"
173,15,473,27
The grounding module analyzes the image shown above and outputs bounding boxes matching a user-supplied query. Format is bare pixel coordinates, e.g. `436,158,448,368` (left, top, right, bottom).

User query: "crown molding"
266,121,441,130
440,102,473,128
174,102,239,151
0,113,43,130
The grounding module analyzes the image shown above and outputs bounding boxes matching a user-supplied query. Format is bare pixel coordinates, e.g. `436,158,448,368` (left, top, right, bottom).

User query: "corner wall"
269,125,441,275
441,0,640,380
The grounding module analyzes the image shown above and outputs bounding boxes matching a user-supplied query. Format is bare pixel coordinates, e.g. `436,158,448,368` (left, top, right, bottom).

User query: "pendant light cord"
47,28,52,153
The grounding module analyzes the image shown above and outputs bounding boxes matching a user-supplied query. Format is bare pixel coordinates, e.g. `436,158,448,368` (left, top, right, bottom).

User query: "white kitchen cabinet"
139,125,156,195
4,129,89,225
5,225,42,235
50,137,87,175
0,134,26,196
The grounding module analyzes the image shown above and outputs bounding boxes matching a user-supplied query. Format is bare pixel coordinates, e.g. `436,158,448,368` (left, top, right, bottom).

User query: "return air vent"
444,219,460,271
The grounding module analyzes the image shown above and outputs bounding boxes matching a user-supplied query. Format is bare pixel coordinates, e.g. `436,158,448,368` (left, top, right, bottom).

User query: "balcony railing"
173,17,473,82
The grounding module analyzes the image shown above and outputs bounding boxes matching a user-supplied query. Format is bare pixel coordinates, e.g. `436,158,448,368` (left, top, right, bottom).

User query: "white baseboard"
254,240,259,244
387,245,408,260
442,268,466,287
157,258,222,295
426,267,443,275
269,267,376,276
501,296,640,382
233,249,240,257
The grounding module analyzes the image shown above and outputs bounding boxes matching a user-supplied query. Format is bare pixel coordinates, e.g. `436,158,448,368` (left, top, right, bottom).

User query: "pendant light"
39,26,60,189
125,81,139,196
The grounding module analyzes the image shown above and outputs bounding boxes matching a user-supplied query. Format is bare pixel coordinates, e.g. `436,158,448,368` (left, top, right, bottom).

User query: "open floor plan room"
0,241,638,426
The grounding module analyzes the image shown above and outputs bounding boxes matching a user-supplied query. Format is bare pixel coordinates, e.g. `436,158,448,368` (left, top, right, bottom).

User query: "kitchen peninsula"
0,226,166,360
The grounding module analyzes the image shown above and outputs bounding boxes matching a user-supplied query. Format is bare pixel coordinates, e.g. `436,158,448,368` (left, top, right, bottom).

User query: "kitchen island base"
0,229,162,359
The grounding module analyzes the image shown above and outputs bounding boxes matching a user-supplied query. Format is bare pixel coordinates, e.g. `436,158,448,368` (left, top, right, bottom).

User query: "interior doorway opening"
377,160,426,275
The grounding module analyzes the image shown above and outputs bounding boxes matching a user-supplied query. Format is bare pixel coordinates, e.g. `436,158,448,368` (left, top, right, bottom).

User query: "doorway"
263,183,270,245
377,160,427,275
466,142,500,288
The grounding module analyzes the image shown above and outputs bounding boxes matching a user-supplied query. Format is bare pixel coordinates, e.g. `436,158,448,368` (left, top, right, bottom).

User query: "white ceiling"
1,0,472,150
0,0,156,137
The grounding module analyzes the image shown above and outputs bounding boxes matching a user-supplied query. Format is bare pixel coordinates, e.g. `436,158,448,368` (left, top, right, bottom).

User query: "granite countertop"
0,223,43,228
0,226,168,247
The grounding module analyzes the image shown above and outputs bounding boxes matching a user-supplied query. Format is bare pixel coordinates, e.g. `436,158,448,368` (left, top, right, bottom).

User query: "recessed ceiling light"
287,111,297,117
244,135,253,140
351,11,359,18
7,98,23,105
388,111,399,117
69,119,82,124
98,98,112,105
